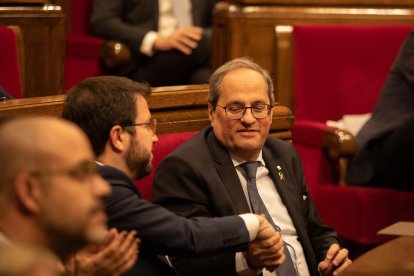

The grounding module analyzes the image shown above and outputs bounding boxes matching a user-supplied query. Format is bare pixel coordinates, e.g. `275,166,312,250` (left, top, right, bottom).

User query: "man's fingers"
333,258,352,275
332,248,348,266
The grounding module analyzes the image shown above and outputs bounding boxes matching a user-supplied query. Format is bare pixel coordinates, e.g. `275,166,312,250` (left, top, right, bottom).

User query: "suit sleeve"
105,182,249,257
153,155,240,276
90,0,151,52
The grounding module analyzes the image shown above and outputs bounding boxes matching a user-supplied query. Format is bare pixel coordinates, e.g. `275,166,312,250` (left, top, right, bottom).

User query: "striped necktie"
241,162,298,276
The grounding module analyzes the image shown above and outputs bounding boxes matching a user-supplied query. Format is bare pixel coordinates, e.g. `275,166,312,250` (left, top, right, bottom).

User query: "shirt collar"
230,151,265,168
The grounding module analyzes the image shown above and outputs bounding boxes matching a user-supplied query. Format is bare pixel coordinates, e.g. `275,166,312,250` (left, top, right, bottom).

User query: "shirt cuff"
140,31,158,56
239,213,259,241
235,252,259,275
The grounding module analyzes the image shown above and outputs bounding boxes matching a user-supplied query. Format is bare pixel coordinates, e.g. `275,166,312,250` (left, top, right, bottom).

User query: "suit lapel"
263,147,304,230
206,130,251,214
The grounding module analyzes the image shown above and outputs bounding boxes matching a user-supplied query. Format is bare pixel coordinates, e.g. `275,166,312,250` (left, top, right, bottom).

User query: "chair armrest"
322,127,357,160
293,119,358,187
100,40,132,70
293,119,357,159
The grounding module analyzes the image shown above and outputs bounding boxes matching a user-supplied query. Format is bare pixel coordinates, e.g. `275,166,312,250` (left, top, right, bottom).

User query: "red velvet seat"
137,131,197,201
291,25,414,245
0,26,23,99
64,0,104,91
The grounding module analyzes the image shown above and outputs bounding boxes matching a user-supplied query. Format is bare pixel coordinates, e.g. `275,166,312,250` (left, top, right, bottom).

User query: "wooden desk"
343,236,414,275
0,84,294,140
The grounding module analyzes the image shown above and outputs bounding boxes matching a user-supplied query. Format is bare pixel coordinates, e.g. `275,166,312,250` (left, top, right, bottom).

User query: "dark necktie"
241,162,298,276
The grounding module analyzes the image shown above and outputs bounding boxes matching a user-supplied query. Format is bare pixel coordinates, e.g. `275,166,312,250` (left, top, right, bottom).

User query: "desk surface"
343,236,414,275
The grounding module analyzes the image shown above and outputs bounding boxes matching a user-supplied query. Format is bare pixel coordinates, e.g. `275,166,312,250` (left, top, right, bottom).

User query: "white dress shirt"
140,0,192,56
231,152,311,276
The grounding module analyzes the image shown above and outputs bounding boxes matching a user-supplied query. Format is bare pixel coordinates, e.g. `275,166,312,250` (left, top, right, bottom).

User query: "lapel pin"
276,165,285,181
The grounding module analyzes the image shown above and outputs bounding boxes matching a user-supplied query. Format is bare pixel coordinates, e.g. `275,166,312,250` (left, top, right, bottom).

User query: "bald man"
0,117,111,262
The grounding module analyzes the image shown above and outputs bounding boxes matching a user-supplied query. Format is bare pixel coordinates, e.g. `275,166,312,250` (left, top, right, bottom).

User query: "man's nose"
240,107,256,124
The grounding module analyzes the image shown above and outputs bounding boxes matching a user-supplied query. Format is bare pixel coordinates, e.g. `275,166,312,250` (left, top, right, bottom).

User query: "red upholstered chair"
64,0,132,91
137,131,197,201
64,0,104,91
0,26,23,99
289,25,414,246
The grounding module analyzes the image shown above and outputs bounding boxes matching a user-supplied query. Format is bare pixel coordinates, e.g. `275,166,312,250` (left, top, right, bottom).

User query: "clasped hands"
243,215,285,272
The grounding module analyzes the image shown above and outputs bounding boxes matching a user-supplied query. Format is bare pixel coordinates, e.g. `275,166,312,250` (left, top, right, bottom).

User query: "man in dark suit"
153,58,352,276
63,76,287,276
347,30,414,192
91,0,215,86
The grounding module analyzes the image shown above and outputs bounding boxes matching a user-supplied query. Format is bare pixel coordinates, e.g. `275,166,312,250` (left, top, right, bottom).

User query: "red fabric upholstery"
64,0,104,91
0,26,23,99
292,25,414,245
137,131,197,201
294,25,412,122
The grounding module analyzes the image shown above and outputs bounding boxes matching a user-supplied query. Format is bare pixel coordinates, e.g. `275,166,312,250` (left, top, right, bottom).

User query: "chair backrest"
0,26,23,99
293,24,412,122
137,131,197,201
69,0,93,35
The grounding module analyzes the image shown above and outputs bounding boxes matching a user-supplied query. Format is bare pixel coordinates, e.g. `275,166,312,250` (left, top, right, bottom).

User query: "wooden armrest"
322,128,357,186
322,127,357,160
100,40,132,70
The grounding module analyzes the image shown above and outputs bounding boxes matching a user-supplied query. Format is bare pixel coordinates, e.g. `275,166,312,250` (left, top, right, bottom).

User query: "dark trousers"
370,116,414,191
131,29,211,87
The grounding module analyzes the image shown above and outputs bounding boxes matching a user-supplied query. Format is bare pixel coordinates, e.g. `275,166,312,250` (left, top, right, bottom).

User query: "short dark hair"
62,76,151,156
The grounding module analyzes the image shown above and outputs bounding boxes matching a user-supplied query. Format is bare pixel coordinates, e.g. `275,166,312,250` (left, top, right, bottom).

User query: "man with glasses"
153,58,352,276
0,117,115,267
63,76,288,276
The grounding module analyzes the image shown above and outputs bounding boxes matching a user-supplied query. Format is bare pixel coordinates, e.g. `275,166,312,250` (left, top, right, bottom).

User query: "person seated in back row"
91,0,216,86
347,30,414,192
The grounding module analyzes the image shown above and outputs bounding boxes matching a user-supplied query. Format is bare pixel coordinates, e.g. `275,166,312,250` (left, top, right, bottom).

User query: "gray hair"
208,57,275,108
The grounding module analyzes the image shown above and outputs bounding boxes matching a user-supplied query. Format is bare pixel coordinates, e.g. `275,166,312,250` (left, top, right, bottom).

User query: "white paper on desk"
326,113,371,136
377,221,414,237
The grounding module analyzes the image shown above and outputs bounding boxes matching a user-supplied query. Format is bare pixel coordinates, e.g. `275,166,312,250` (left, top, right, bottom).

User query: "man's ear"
14,172,42,214
208,102,215,124
108,125,128,152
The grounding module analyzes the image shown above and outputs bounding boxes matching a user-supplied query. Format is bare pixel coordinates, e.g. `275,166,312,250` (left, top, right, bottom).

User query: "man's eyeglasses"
217,103,273,120
123,118,157,134
30,160,98,181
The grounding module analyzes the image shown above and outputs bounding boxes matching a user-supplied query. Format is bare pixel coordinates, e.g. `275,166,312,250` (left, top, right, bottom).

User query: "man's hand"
318,243,352,276
153,27,203,55
243,215,285,272
69,228,140,276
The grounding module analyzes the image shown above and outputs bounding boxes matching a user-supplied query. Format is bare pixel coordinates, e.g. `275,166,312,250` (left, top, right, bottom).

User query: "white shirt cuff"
239,213,260,241
140,31,158,56
235,252,258,275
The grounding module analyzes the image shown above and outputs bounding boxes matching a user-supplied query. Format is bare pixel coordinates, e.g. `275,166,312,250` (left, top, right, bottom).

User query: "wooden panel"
0,0,49,3
212,2,414,110
0,85,294,140
0,4,65,97
232,0,414,6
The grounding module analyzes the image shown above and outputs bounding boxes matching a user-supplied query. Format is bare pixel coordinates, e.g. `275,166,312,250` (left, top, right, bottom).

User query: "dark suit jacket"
90,0,215,57
98,165,250,276
347,30,414,185
153,127,341,276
